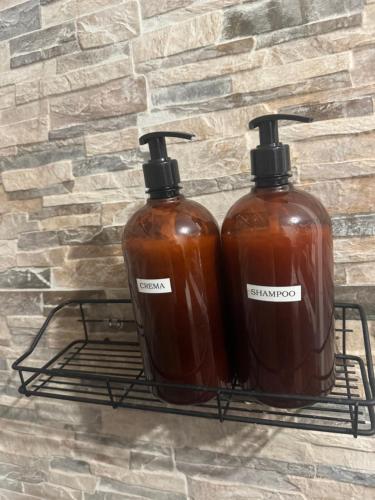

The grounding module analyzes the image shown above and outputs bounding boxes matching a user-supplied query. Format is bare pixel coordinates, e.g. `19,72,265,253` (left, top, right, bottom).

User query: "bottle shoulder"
222,185,331,233
123,196,219,241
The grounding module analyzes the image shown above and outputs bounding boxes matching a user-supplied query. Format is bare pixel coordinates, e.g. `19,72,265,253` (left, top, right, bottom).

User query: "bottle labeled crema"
123,131,229,405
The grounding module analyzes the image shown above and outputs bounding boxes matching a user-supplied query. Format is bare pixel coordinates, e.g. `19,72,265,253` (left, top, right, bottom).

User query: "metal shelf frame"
12,299,375,438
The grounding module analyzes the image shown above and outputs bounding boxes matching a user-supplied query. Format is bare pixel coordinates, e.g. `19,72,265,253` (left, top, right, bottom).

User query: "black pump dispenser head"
249,114,313,187
139,131,194,199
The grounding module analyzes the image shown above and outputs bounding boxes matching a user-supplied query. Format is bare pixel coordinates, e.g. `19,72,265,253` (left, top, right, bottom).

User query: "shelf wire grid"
12,300,375,437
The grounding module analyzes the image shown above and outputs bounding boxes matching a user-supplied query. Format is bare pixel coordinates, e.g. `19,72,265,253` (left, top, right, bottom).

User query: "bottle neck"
147,191,183,205
147,186,181,199
253,181,292,194
253,174,290,188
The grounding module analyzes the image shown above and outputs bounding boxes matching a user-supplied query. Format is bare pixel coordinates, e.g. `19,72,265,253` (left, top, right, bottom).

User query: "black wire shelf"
12,299,375,438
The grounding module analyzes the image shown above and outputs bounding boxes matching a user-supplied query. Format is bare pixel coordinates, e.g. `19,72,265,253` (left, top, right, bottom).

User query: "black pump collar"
139,131,194,198
249,114,313,187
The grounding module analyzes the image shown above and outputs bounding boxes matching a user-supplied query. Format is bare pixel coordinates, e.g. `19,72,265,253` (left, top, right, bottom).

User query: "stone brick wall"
1,0,375,498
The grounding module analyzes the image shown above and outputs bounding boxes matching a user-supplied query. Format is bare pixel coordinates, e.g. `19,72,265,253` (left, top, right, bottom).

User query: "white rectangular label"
247,284,301,302
137,278,172,294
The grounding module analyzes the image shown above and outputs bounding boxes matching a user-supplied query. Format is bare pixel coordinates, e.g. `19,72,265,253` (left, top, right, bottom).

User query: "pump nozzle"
140,131,194,161
249,114,312,145
248,114,313,187
139,131,194,199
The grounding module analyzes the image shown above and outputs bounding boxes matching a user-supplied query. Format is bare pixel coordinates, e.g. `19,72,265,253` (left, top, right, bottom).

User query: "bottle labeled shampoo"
123,131,229,404
221,114,335,408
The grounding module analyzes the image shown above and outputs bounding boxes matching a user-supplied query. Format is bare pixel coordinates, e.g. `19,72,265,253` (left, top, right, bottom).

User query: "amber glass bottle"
221,115,335,408
123,132,229,404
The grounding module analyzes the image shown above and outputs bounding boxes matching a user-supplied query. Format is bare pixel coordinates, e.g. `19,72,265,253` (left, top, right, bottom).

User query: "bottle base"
254,377,337,409
153,387,215,405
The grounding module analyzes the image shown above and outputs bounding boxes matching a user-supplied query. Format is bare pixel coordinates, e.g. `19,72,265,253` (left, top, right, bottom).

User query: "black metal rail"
12,299,375,438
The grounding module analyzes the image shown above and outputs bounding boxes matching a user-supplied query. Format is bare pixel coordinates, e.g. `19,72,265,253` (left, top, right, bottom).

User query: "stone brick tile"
258,14,363,49
41,0,77,26
293,130,375,164
142,0,241,34
223,0,303,40
191,188,249,225
0,85,15,111
148,50,260,88
57,41,129,74
135,34,254,74
224,0,363,41
77,1,140,49
133,11,223,63
140,102,268,141
0,268,51,289
72,151,141,177
15,80,40,105
0,240,17,272
6,182,74,201
24,482,82,500
49,77,146,130
299,160,375,182
166,136,247,180
332,214,375,237
75,0,124,17
302,176,375,215
334,237,375,263
0,477,23,494
148,70,351,122
85,127,138,157
0,461,47,485
187,476,302,499
59,225,123,246
2,161,73,193
151,76,232,108
288,476,375,500
17,230,60,251
0,117,48,148
67,244,122,260
51,457,90,474
344,262,375,285
96,475,187,499
40,213,101,231
0,292,42,316
17,225,122,252
300,0,364,23
0,138,85,172
352,44,375,86
49,113,137,141
140,0,191,19
52,257,127,288
10,22,78,68
282,114,375,143
48,470,97,494
42,190,126,207
101,200,144,226
0,0,40,42
1,58,57,89
0,489,40,500
42,59,133,98
0,97,49,129
0,429,73,464
0,42,10,72
0,212,40,241
1,194,34,219
30,202,100,221
232,53,350,94
280,96,373,122
317,463,375,487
